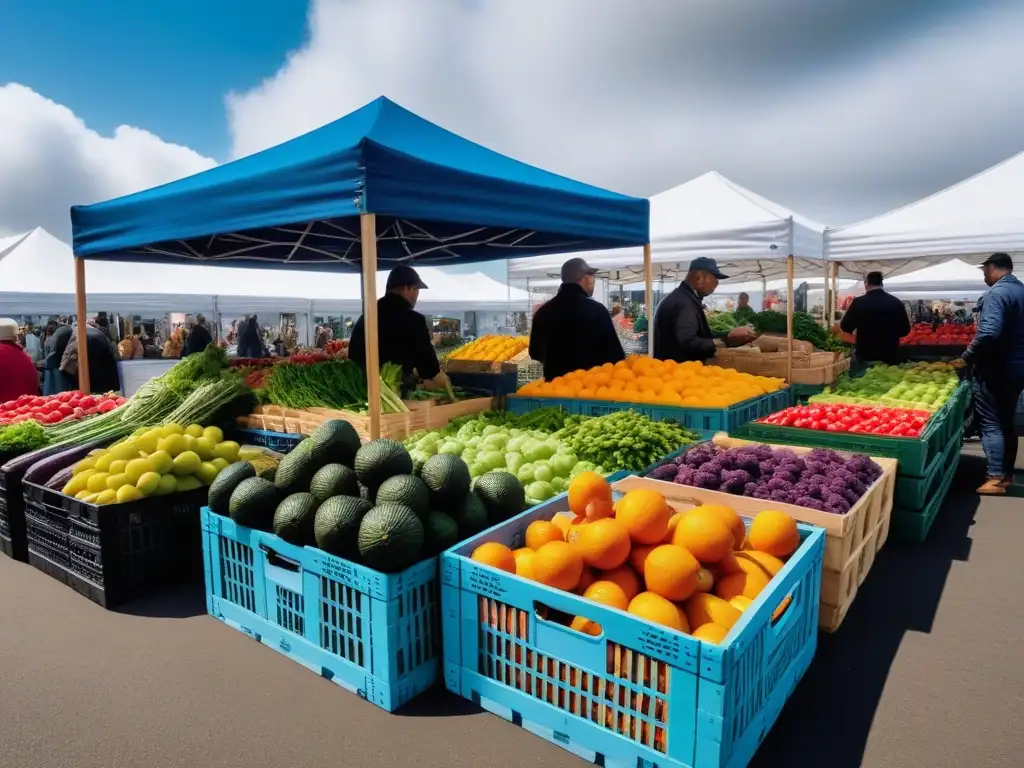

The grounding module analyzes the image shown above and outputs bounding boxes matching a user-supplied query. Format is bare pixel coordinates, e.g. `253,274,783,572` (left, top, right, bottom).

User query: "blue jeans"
973,375,1024,478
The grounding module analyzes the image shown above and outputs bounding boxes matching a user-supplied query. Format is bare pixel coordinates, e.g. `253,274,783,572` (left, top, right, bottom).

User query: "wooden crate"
620,436,896,632
714,349,849,386
239,397,496,443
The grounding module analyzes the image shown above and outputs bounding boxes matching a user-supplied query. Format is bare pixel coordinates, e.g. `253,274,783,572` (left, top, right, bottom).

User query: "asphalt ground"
0,444,1021,768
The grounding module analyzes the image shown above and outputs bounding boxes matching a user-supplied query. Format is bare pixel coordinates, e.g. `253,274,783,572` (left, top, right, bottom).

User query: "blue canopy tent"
69,96,651,436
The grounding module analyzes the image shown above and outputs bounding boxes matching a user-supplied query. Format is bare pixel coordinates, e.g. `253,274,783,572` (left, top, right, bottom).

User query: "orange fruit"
614,489,671,544
576,567,596,594
686,593,742,630
532,541,584,591
729,596,754,612
583,580,629,611
691,623,728,644
772,595,793,622
628,592,690,633
671,509,733,564
694,567,714,593
629,544,656,574
748,510,800,558
598,564,642,602
665,511,686,541
643,544,700,602
525,520,565,551
550,513,572,537
715,569,770,601
513,547,536,579
470,542,516,574
570,615,602,636
567,472,613,523
734,550,785,577
697,504,746,549
573,518,631,570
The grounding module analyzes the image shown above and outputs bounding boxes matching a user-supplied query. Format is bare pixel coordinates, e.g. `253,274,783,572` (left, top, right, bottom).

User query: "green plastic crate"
893,429,961,510
889,444,961,543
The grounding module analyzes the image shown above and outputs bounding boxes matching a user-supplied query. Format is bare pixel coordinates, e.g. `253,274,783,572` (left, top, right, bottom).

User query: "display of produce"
809,361,959,411
759,403,931,438
403,408,700,505
901,322,975,346
752,310,848,352
0,391,125,427
221,419,528,573
517,354,784,407
646,435,883,513
470,474,800,642
258,359,408,413
447,335,528,362
58,424,274,506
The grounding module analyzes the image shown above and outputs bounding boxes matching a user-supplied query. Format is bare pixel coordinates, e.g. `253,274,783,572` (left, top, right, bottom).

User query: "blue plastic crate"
506,389,790,439
233,428,304,454
441,495,824,768
201,509,439,712
449,371,519,397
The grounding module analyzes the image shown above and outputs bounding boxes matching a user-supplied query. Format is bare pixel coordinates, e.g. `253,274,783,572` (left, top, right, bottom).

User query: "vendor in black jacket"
654,257,757,362
349,265,450,390
840,271,910,365
529,258,624,380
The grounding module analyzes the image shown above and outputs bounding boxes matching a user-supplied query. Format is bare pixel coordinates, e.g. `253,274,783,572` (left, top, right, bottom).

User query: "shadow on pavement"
751,452,982,768
115,581,208,619
395,684,483,718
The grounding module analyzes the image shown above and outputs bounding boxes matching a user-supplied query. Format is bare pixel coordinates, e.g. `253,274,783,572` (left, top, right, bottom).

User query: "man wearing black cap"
653,257,756,363
962,253,1024,494
348,265,449,390
529,257,624,380
840,271,910,367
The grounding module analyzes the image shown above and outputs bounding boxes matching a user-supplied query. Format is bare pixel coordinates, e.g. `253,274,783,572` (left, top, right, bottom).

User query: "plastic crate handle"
259,541,303,593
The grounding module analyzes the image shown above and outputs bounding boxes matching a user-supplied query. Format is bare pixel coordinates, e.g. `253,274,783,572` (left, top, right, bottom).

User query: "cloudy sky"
1,0,1023,244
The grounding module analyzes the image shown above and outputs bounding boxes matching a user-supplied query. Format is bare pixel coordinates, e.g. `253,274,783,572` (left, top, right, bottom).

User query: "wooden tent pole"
830,262,839,325
643,243,653,357
360,214,381,440
822,258,831,328
74,257,91,393
786,255,795,384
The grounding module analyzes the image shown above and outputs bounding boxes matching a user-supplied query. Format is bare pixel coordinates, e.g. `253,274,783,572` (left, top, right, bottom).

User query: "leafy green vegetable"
708,311,740,335
555,411,701,471
0,421,49,454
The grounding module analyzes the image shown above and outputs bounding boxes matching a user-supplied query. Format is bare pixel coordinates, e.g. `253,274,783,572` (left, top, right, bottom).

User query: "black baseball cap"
689,257,729,280
981,252,1013,270
386,265,428,290
561,257,598,282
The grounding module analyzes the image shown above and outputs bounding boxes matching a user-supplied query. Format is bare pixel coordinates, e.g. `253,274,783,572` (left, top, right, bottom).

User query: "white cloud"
0,84,215,240
227,0,1024,225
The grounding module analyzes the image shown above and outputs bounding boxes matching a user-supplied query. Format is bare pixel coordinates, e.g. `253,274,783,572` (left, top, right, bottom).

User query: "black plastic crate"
24,478,207,609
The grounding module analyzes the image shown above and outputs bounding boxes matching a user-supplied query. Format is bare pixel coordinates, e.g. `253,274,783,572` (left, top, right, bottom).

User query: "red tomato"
97,400,117,414
79,396,96,409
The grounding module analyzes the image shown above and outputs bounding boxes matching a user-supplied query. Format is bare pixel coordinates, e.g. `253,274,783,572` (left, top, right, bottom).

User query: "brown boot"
977,477,1007,495
1001,475,1016,488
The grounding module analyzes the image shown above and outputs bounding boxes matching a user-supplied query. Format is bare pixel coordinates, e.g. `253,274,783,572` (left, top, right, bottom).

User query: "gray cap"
561,257,598,282
689,257,728,280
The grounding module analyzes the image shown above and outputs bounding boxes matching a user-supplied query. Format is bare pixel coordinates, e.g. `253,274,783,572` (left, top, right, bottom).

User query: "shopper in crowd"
61,316,121,394
43,320,74,394
653,257,756,363
21,321,43,364
118,325,145,361
0,318,41,401
349,266,449,390
183,313,213,357
236,314,266,359
529,258,624,380
315,325,333,349
734,292,756,322
839,272,910,367
962,253,1024,494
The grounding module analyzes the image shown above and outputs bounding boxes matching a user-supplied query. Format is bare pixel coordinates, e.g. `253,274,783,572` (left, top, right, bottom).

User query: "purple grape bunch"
647,443,882,514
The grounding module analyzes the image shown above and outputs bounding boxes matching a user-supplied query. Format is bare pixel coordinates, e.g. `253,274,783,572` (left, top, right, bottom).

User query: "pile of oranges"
448,335,529,362
470,472,801,643
517,355,784,408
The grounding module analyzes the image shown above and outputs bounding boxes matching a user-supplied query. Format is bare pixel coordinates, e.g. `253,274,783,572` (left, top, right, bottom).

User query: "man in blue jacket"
962,253,1024,494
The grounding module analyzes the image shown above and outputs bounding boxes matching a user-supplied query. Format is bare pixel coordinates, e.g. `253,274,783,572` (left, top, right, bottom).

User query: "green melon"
354,439,413,495
420,454,471,508
357,503,424,573
309,463,359,503
450,492,488,537
423,510,460,554
308,419,362,468
374,474,430,517
208,461,256,516
314,495,372,559
273,492,318,545
473,471,526,524
228,476,279,531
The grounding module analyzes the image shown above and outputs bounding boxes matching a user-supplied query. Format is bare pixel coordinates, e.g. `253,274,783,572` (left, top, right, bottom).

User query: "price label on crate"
318,553,359,585
467,566,506,600
636,627,683,664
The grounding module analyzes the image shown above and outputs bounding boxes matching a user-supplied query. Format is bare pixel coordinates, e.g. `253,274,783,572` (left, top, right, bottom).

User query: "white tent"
506,171,826,282
827,150,1024,276
0,227,529,316
881,259,987,294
